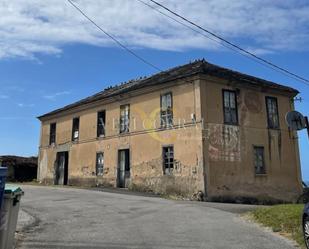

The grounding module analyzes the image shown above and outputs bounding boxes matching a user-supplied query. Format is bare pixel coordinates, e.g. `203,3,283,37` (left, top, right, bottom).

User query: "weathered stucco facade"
38,60,302,203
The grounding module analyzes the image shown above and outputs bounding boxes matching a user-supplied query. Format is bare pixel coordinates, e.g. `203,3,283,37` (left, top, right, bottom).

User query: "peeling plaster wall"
130,127,204,196
200,76,302,202
38,150,48,181
38,79,205,197
38,73,302,203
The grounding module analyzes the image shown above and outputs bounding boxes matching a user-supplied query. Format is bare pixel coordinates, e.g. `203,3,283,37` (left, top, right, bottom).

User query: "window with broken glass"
163,146,174,175
97,110,106,137
266,97,279,129
120,104,130,133
72,117,80,141
160,93,173,128
223,90,238,125
96,152,104,176
253,146,266,175
49,123,56,145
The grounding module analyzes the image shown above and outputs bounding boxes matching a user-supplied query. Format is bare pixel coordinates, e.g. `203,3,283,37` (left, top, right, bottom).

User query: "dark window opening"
163,146,174,175
49,123,56,145
97,111,106,137
266,97,279,129
120,105,130,133
254,146,266,175
223,90,238,125
72,117,80,141
161,93,173,128
96,152,104,176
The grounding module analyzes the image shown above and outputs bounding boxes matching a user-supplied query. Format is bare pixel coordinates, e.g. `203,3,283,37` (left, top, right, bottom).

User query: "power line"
144,0,309,86
66,0,206,96
135,1,290,80
136,0,306,84
136,0,234,52
67,0,162,72
67,0,309,89
66,0,199,88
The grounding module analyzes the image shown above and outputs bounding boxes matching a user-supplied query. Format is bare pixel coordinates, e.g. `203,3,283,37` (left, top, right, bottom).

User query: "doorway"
118,149,130,188
55,152,69,185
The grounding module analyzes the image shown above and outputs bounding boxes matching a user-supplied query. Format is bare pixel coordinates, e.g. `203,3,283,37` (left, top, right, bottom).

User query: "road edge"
15,209,39,248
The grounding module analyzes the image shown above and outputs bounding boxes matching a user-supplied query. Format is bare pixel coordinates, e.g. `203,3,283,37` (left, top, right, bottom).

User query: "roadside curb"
15,209,38,248
16,209,36,233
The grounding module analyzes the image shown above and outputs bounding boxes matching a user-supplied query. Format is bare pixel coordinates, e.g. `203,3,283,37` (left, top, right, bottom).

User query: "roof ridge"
38,59,298,120
103,76,148,92
201,61,297,91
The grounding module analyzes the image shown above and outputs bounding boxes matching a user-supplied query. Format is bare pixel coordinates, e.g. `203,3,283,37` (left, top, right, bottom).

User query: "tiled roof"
38,59,298,120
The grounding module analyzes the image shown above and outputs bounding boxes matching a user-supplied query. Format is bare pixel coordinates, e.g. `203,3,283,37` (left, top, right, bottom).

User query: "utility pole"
305,116,309,139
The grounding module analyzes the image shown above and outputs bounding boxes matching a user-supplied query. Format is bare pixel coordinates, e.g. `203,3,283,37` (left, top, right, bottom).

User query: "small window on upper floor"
161,93,173,128
163,146,174,175
223,90,238,125
96,152,104,176
120,104,130,134
72,117,80,141
97,110,106,137
49,123,56,145
266,97,280,129
253,146,266,175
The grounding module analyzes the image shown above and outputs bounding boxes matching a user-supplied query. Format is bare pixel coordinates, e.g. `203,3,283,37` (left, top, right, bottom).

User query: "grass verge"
250,204,305,248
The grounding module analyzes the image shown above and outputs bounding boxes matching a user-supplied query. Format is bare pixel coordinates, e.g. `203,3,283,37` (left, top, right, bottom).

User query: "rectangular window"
96,152,104,176
72,117,80,141
120,105,130,133
253,146,266,175
223,90,238,125
266,97,279,129
49,123,56,145
160,93,173,128
163,146,174,175
97,110,106,137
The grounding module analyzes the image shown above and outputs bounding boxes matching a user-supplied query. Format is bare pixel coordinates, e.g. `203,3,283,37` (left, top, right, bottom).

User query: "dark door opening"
55,152,69,185
118,149,130,188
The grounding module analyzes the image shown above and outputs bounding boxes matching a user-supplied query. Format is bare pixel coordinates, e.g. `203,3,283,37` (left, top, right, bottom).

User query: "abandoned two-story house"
37,59,302,203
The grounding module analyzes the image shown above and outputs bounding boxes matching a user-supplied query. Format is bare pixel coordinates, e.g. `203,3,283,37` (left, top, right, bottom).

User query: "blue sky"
0,0,308,180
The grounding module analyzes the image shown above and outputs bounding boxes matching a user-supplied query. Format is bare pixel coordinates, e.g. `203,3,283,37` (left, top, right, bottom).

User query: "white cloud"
4,86,25,92
17,103,35,108
0,0,308,59
0,95,9,99
43,91,71,100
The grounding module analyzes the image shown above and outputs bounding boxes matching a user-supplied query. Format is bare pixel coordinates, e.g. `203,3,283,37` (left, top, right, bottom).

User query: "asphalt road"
17,185,297,249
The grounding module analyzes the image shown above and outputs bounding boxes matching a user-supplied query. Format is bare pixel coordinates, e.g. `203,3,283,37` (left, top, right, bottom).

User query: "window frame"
71,117,80,141
49,122,56,145
119,104,130,134
265,96,280,129
253,146,266,175
96,152,104,176
97,110,106,137
160,92,173,128
162,145,174,175
222,89,238,125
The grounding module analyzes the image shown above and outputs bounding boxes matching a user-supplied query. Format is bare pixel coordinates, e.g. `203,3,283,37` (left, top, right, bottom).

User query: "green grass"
251,204,305,248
